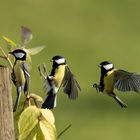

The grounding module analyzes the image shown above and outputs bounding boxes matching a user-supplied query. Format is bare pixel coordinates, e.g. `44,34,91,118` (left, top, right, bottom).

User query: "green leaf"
18,106,56,140
21,26,33,46
39,109,56,140
33,123,46,140
28,93,44,108
24,123,39,140
18,106,40,140
39,120,56,140
27,46,46,55
27,53,32,64
29,93,44,103
2,36,16,50
40,109,55,125
22,46,45,65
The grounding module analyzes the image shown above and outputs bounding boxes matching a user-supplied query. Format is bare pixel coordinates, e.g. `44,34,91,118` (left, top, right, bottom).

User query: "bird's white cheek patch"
55,58,65,64
103,64,113,70
14,53,25,58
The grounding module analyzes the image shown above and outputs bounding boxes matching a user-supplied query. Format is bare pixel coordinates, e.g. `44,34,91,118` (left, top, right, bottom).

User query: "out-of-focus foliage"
2,36,16,50
18,106,56,140
29,93,44,103
1,0,140,140
23,93,44,108
0,26,46,68
21,26,33,46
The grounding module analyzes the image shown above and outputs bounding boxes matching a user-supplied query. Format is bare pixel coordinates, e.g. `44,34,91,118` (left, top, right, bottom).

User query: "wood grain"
0,66,14,140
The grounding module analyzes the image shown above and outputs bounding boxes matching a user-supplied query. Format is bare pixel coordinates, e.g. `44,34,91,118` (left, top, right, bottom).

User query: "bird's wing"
62,66,81,99
22,61,30,93
11,70,16,85
44,76,52,94
114,69,140,92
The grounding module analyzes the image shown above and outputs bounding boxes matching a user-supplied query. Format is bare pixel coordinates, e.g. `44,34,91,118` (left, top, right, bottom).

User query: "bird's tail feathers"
24,79,29,96
13,87,22,112
41,91,56,109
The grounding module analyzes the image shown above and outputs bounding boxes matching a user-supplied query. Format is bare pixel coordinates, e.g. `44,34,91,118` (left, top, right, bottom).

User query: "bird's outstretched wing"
38,64,52,94
62,66,81,99
22,61,30,94
44,76,52,94
114,69,140,92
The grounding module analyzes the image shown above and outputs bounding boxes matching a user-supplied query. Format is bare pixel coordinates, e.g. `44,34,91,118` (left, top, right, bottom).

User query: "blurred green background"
1,0,140,139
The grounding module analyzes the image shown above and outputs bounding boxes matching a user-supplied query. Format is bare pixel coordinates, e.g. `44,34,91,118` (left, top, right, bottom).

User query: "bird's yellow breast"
104,70,115,93
53,65,65,88
14,61,25,86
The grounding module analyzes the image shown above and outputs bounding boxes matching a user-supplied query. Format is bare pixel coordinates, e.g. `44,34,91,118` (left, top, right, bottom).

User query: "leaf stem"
57,124,72,139
0,47,13,69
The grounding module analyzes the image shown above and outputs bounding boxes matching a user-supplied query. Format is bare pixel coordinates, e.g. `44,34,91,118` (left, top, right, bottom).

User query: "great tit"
38,55,81,109
93,61,140,108
9,49,30,112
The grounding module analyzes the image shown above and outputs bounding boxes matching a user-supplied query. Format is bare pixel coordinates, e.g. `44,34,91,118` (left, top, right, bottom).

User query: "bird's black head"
99,61,114,74
9,49,27,60
51,55,66,65
49,55,66,76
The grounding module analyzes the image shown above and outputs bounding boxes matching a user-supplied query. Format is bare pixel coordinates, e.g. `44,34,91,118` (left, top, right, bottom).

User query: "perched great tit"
38,55,81,109
9,49,30,112
93,61,140,108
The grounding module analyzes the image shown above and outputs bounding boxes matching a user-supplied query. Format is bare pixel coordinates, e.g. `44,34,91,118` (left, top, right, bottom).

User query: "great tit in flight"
38,55,81,109
93,61,140,108
9,49,30,112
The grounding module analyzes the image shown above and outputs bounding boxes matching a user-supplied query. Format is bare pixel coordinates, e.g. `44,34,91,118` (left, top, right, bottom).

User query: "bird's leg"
109,93,127,108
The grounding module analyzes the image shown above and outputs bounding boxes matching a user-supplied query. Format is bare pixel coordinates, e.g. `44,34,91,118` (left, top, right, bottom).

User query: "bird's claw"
92,83,100,92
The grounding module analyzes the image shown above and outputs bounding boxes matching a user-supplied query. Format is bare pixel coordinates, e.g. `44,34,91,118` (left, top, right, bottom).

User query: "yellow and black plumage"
93,61,140,108
9,49,30,112
40,55,81,109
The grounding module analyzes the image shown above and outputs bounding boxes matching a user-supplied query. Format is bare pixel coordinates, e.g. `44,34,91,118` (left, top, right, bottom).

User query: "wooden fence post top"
0,65,15,140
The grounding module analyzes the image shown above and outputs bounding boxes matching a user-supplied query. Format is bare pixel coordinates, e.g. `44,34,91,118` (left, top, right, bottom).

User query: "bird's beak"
8,52,13,57
98,64,101,67
50,59,53,62
8,52,13,55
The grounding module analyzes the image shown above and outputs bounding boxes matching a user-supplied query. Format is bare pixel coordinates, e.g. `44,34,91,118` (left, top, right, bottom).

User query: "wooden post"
0,65,14,140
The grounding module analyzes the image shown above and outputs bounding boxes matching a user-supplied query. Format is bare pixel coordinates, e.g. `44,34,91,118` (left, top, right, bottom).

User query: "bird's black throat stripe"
50,63,65,76
99,68,114,92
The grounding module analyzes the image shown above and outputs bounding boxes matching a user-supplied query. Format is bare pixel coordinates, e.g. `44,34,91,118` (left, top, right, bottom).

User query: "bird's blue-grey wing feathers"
44,77,52,94
22,61,30,94
62,66,81,99
114,69,140,92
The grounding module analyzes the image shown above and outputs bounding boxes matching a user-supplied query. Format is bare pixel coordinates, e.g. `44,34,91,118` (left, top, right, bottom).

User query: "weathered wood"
0,65,14,140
